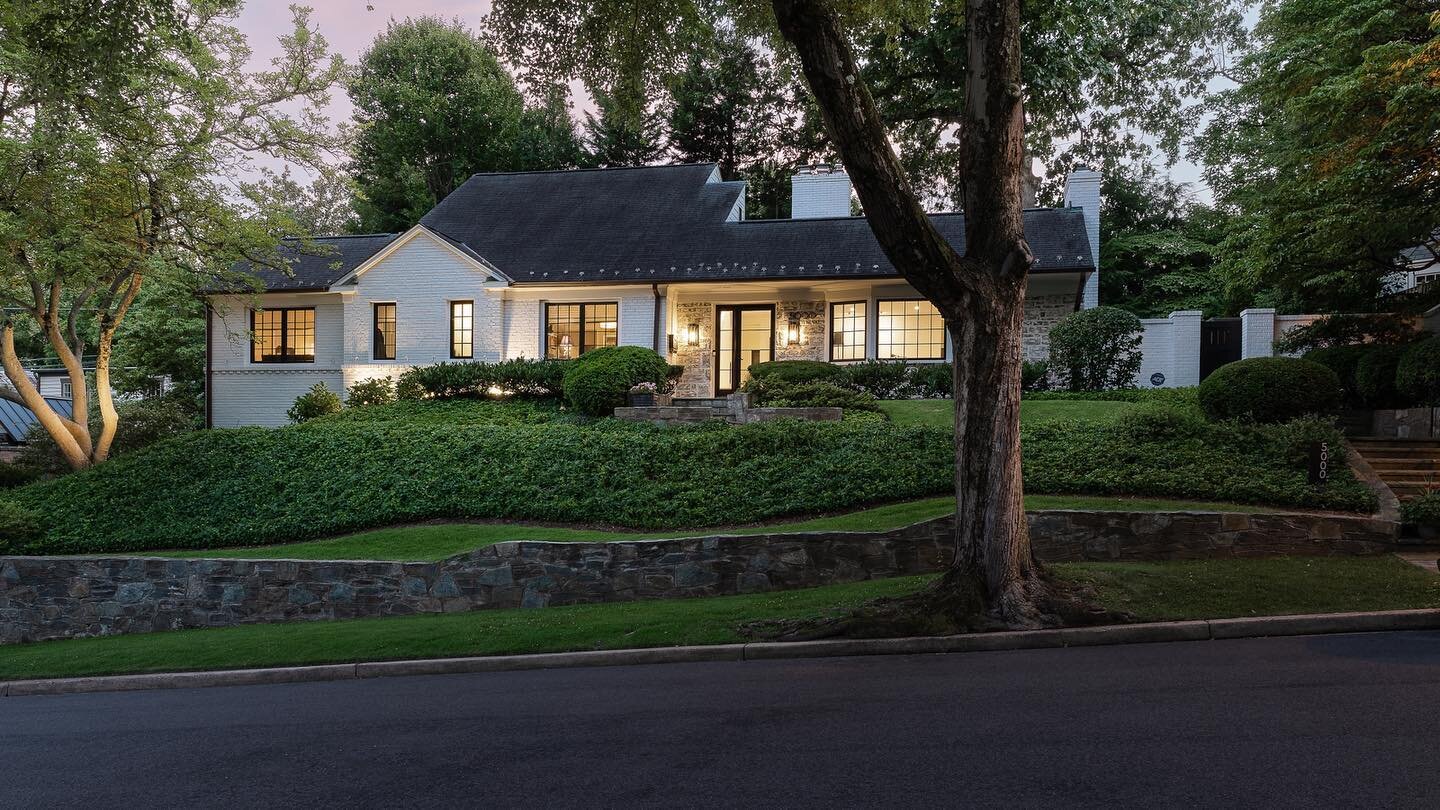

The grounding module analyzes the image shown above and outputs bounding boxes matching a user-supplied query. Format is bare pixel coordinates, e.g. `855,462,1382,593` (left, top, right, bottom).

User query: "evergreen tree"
583,92,667,167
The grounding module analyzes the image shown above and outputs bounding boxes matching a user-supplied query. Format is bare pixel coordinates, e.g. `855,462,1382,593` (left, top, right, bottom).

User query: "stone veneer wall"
1021,292,1078,361
670,301,715,398
0,509,1396,645
774,301,826,362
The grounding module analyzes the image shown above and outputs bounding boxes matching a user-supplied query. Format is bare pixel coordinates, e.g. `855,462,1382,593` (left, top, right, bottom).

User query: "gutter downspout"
204,302,213,429
652,283,664,355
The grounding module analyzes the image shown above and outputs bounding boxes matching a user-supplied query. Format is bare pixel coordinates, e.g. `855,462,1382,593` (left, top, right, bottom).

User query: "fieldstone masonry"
1021,293,1078,361
0,508,1397,645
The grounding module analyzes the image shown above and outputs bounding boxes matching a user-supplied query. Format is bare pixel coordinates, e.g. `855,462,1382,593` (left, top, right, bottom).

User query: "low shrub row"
745,359,951,402
4,398,1374,555
394,358,569,401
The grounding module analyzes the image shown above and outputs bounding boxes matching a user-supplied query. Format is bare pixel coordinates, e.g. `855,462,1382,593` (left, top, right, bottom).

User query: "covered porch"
662,273,1084,398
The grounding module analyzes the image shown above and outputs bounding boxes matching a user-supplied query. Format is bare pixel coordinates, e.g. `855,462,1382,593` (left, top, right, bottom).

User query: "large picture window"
877,299,945,360
829,301,866,361
545,302,618,359
450,301,473,359
251,307,316,363
373,303,396,360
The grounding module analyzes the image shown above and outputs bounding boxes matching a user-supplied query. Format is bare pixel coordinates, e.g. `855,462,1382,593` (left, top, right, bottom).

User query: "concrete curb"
5,609,1439,698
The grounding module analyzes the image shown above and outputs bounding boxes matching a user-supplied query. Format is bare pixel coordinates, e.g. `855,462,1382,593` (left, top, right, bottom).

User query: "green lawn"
2,557,1434,682
880,398,1137,429
142,494,1267,561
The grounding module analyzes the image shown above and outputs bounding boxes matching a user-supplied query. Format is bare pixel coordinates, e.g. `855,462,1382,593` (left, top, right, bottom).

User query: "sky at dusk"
235,0,1226,199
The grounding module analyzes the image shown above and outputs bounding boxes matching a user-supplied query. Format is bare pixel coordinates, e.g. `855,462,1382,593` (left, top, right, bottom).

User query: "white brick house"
207,163,1100,427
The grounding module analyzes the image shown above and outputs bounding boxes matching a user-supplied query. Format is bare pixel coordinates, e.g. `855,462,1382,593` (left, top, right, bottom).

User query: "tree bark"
0,325,90,470
773,0,1053,626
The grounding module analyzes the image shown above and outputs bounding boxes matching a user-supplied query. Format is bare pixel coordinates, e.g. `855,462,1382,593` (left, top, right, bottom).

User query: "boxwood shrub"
1198,357,1341,423
563,346,670,416
1303,344,1370,405
1397,336,1440,406
747,360,848,386
397,358,567,401
1353,344,1410,408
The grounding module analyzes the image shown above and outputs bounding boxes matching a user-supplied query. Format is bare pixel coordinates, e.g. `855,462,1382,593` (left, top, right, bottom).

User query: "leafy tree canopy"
0,0,344,468
1197,0,1440,311
349,16,587,232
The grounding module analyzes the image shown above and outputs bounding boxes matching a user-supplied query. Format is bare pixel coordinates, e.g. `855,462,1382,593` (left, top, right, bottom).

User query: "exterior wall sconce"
786,317,801,346
686,323,700,346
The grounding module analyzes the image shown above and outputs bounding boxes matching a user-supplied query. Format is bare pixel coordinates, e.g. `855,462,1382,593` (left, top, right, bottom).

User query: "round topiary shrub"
1396,336,1440,406
1047,306,1143,391
747,360,848,386
287,382,343,424
1197,357,1342,423
1353,344,1410,408
562,346,671,416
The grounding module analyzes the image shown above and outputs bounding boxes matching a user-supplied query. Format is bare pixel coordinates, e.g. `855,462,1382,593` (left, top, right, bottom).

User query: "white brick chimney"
1063,167,1102,309
791,164,852,218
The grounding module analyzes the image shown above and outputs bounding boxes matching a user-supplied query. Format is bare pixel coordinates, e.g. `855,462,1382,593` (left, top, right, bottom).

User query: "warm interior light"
786,318,801,345
686,323,700,346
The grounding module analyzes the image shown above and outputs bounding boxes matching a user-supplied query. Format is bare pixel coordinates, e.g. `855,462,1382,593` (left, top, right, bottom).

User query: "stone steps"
1351,439,1440,502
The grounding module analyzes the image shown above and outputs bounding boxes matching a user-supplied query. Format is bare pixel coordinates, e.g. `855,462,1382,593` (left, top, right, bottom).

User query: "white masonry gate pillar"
1168,310,1203,387
1239,308,1277,359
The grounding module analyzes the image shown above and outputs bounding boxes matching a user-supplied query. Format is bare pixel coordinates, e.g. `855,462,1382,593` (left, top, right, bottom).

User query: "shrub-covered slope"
8,401,1376,555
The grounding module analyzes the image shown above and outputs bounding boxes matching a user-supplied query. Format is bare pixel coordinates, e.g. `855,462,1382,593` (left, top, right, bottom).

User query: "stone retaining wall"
0,509,1397,645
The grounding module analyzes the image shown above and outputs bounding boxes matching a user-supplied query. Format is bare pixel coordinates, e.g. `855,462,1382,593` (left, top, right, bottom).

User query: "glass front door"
715,306,775,394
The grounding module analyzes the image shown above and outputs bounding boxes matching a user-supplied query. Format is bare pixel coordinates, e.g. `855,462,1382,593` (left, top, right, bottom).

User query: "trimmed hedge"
397,358,567,401
9,399,1374,555
1023,387,1199,406
748,379,880,412
563,346,670,416
1397,336,1440,406
747,360,848,386
1198,357,1341,423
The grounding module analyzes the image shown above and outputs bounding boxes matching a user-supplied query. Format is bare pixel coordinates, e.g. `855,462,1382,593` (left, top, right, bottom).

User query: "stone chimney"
1063,167,1102,309
791,164,853,219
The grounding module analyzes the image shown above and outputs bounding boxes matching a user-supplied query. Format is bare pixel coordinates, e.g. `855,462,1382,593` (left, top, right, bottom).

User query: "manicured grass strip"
143,495,1268,561
2,558,1434,682
880,398,1137,429
0,576,931,681
1059,556,1440,622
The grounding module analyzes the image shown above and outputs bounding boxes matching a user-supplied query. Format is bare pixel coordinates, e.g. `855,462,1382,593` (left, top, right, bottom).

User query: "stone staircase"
1349,438,1440,502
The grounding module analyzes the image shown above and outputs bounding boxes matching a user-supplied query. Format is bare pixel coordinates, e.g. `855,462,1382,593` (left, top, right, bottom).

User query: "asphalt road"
4,631,1440,808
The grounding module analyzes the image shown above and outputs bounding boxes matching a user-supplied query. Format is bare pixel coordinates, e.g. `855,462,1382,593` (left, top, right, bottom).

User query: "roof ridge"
464,162,718,179
280,232,399,241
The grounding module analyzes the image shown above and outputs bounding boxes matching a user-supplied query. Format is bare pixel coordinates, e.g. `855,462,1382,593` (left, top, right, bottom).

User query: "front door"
715,305,775,394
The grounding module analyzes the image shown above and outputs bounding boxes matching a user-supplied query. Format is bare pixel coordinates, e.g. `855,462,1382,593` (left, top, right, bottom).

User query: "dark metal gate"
1200,317,1241,380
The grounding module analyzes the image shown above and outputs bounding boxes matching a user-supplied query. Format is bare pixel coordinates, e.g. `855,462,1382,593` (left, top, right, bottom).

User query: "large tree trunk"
0,326,90,470
774,0,1059,626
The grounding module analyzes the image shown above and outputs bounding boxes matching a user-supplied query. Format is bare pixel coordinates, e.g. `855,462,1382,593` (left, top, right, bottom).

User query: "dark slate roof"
0,396,73,444
1401,245,1437,268
231,233,399,292
421,163,1094,284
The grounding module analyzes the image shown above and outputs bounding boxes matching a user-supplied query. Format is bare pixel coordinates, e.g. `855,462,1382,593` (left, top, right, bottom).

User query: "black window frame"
875,298,947,361
828,300,868,362
372,302,397,361
250,307,317,364
449,300,474,359
544,301,619,359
